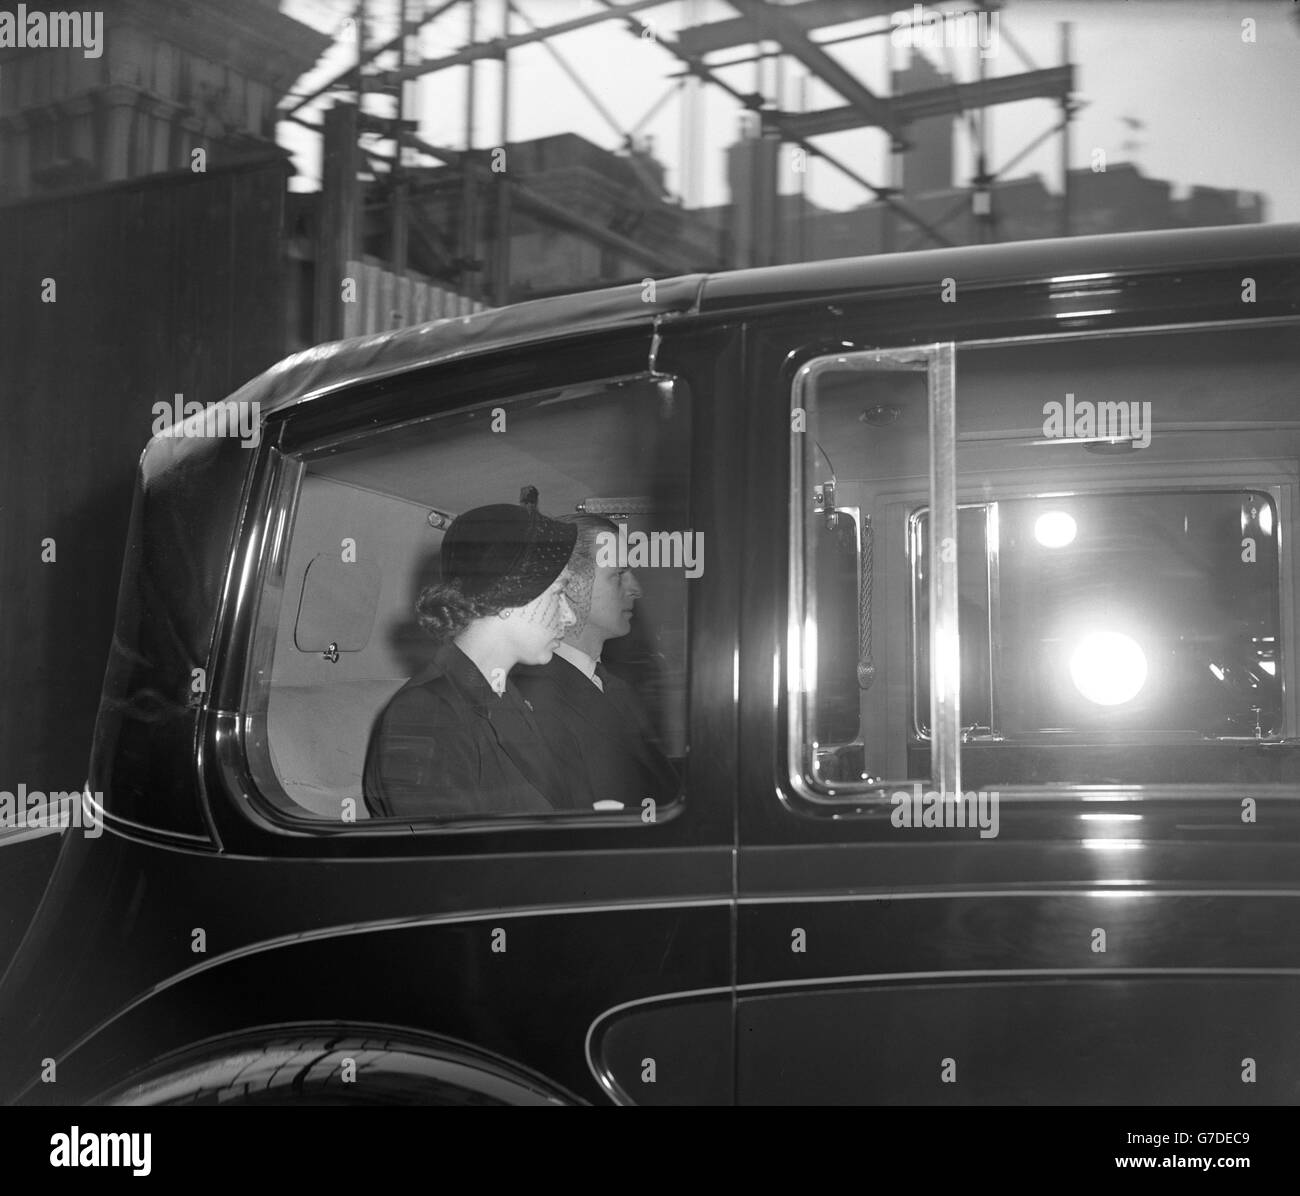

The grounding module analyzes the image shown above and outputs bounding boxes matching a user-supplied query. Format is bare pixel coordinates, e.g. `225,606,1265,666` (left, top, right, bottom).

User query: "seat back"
267,680,407,819
265,475,435,819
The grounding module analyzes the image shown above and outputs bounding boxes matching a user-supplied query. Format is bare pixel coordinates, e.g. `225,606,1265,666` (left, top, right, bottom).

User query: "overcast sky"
280,0,1300,223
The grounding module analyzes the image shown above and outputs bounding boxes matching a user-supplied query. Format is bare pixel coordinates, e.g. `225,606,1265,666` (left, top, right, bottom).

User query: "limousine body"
2,222,1299,1105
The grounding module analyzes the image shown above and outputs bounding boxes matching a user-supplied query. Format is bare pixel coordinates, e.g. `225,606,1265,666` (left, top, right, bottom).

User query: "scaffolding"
282,0,1077,335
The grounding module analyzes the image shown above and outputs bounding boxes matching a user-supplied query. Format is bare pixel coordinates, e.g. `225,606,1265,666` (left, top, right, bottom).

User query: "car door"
7,319,747,1106
194,322,745,1105
735,297,1300,1105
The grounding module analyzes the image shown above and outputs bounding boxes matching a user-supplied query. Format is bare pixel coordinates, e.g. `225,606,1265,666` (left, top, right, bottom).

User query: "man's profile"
513,514,680,811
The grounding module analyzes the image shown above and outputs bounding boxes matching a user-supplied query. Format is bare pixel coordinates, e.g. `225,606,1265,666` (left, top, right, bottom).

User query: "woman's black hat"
440,501,577,609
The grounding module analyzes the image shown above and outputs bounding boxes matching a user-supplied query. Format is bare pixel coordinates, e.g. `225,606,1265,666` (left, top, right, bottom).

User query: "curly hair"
415,580,502,642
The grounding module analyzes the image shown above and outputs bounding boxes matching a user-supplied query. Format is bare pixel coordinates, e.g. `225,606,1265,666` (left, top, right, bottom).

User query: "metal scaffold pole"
391,0,409,280
460,0,479,299
494,0,511,306
1060,21,1073,238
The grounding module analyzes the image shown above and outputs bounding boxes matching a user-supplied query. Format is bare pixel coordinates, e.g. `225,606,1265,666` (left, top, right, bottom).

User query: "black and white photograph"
0,0,1297,1164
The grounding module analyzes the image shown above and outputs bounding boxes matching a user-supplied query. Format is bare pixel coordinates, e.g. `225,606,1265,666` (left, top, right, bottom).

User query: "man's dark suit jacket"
364,642,565,819
512,655,680,811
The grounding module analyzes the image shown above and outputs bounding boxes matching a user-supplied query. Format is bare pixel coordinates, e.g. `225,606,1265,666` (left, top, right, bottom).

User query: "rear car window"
242,373,692,827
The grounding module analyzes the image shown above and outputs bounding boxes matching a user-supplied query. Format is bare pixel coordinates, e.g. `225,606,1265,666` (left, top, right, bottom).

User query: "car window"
789,323,1300,800
243,373,692,826
914,490,1281,737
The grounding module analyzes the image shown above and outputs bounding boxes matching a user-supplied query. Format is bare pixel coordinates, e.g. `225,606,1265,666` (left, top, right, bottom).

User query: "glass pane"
994,491,1279,739
812,506,864,747
793,361,931,792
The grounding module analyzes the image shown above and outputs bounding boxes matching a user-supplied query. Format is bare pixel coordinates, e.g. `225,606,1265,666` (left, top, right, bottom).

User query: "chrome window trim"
788,344,959,806
985,501,1002,741
240,444,305,819
953,313,1300,353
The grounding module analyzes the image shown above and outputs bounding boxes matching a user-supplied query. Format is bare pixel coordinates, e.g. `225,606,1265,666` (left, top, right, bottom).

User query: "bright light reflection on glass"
1260,504,1274,535
786,614,802,698
1260,661,1276,676
933,625,957,705
802,617,818,695
1070,632,1148,705
1082,839,1145,851
1034,510,1077,548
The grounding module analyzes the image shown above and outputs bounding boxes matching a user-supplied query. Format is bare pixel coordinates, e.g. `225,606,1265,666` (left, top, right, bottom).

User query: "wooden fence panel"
341,258,484,338
0,157,290,791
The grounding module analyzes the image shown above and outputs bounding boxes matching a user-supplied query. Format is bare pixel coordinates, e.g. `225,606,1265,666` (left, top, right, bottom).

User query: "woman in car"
363,498,579,819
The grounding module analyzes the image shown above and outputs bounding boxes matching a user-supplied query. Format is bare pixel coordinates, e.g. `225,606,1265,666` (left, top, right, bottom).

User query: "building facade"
0,0,328,201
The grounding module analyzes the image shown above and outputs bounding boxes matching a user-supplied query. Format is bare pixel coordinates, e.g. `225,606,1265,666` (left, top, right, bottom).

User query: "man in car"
514,514,680,812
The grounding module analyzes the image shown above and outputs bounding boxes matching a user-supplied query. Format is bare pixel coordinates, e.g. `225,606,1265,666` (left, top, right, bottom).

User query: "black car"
2,223,1299,1105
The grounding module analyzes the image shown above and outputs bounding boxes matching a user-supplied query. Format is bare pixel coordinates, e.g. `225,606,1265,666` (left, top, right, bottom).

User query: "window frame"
237,368,695,835
787,343,960,806
785,318,1300,809
909,501,999,741
907,486,1290,744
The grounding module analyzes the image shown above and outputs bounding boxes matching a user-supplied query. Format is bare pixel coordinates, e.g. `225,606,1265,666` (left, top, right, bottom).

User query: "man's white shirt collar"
553,642,602,690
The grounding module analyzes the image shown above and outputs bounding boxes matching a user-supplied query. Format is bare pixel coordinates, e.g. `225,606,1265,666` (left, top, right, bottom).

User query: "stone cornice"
112,0,331,92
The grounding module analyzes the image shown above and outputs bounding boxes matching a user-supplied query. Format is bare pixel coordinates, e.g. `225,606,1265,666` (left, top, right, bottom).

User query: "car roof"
701,220,1300,312
219,222,1298,422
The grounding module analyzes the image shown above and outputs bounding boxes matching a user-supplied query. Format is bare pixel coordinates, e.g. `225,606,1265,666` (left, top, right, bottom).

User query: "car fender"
90,1022,584,1106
